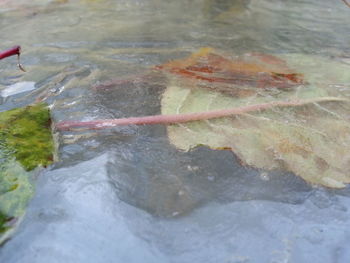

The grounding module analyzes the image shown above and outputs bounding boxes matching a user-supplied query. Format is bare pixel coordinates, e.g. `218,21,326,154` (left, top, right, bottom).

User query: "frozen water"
0,155,167,263
0,0,350,262
0,81,36,98
0,155,350,263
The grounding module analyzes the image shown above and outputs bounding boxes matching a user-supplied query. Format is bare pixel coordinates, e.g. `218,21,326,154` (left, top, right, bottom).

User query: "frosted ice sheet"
0,154,349,263
1,82,35,98
0,0,349,261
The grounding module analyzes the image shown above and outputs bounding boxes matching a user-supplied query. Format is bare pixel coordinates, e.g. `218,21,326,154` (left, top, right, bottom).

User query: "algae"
0,103,53,171
0,103,54,243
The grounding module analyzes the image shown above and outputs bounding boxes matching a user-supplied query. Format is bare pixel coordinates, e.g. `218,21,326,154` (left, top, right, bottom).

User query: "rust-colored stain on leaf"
155,47,304,90
276,139,310,158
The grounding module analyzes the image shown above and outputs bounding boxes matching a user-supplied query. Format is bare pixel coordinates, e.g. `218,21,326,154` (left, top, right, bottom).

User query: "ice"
0,154,350,263
1,82,35,98
0,0,350,262
0,155,166,263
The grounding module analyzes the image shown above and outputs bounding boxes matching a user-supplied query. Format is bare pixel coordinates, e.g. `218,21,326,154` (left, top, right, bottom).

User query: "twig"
55,96,348,131
0,45,26,71
0,46,20,59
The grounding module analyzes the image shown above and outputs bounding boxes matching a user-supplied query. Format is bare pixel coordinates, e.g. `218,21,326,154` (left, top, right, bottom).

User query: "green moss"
0,211,11,234
0,160,35,243
0,103,54,171
0,103,54,243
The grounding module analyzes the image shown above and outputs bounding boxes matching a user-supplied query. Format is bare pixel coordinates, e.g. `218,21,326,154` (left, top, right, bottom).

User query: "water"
1,0,350,262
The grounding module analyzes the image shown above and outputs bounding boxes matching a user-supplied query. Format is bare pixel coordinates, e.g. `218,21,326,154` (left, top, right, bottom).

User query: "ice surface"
1,82,35,98
0,155,350,263
0,0,350,262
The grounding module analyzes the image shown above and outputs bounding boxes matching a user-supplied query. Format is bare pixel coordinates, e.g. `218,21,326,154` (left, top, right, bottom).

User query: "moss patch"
0,103,54,243
0,103,54,171
0,211,11,234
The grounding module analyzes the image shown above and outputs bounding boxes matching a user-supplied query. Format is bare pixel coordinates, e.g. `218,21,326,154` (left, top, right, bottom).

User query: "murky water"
1,0,350,262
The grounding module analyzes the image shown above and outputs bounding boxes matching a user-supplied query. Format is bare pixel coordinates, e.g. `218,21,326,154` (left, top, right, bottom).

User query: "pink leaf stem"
0,46,21,60
56,97,347,131
0,45,25,71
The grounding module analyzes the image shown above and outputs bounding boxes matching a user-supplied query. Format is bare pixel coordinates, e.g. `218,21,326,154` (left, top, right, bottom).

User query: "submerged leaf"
0,103,54,243
161,51,350,188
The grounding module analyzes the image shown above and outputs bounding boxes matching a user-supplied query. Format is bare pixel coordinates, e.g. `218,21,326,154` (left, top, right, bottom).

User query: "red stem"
0,46,21,60
55,97,347,131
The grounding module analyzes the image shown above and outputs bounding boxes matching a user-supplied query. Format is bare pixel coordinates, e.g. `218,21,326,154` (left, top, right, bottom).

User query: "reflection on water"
1,0,350,262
